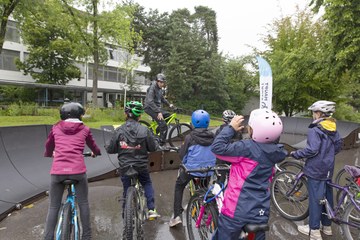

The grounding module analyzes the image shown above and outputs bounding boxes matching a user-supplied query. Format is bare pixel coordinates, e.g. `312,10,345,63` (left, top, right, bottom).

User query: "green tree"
0,0,21,54
131,4,171,78
263,9,345,116
165,7,227,113
60,0,140,106
223,55,257,114
16,0,81,84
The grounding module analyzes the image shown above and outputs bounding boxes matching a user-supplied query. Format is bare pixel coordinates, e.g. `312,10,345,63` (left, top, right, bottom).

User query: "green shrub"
7,102,38,116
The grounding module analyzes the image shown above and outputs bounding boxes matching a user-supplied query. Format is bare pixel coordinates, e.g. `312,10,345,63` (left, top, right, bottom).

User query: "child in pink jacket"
43,102,101,240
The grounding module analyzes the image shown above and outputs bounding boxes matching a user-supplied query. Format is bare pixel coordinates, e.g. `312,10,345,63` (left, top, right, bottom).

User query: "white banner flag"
256,56,273,109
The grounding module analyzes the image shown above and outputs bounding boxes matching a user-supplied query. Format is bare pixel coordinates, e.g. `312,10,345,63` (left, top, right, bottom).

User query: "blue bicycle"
55,152,93,240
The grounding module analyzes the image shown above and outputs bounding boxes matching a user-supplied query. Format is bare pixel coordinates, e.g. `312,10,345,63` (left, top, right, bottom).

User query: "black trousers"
144,107,170,144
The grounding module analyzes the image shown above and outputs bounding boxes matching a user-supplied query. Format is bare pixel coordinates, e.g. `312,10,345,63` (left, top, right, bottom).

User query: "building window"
104,66,117,82
0,49,20,71
5,20,20,43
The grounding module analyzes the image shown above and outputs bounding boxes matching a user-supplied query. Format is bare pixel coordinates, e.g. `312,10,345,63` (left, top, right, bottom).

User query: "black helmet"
60,102,85,120
156,73,166,82
125,101,144,118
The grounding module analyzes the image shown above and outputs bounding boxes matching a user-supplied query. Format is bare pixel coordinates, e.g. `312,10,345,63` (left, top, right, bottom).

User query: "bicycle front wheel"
124,187,143,240
186,192,218,240
277,160,303,174
60,202,72,240
342,203,360,240
168,123,192,147
271,171,309,221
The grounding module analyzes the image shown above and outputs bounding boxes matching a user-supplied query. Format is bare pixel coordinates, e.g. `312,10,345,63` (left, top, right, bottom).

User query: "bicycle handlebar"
180,164,230,174
83,152,101,157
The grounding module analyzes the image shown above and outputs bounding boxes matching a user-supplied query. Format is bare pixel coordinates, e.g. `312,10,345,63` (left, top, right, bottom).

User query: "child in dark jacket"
211,108,287,240
215,109,242,141
169,109,216,227
105,101,160,219
43,102,101,240
291,100,342,240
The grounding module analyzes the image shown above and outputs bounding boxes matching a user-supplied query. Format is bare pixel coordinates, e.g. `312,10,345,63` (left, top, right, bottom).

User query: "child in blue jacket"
291,100,342,240
211,108,287,240
169,109,216,227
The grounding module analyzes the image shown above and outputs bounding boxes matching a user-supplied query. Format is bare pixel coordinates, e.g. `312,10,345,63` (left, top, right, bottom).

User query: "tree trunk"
0,0,21,54
91,0,99,107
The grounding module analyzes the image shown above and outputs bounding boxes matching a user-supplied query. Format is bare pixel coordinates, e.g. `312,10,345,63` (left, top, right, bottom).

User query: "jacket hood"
58,120,85,135
310,118,337,136
191,128,214,146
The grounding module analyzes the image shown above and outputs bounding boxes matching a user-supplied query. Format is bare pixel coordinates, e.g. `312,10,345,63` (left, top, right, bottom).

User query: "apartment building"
0,20,151,108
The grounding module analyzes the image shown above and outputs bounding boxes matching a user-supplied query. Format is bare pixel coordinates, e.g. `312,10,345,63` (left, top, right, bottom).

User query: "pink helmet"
248,108,283,143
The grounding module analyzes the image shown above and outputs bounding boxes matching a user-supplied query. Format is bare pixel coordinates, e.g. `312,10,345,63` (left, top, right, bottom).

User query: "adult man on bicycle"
105,101,161,219
144,73,174,146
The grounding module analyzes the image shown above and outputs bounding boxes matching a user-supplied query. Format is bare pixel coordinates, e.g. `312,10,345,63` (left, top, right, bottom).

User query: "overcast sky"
133,0,310,57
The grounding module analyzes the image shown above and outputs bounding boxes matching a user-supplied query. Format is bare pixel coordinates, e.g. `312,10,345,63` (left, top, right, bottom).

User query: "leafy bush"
7,102,38,116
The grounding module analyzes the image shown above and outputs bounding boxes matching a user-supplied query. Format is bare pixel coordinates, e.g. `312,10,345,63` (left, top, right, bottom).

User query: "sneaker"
310,229,322,240
298,224,310,235
148,209,160,219
321,225,332,236
169,216,182,227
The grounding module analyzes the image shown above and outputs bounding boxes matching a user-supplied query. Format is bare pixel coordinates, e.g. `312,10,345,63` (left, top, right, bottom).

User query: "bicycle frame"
195,182,225,228
286,172,360,229
323,181,360,228
147,112,178,135
55,184,79,240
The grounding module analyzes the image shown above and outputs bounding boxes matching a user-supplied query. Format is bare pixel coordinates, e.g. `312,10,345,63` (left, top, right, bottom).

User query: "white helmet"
308,100,336,113
222,110,236,123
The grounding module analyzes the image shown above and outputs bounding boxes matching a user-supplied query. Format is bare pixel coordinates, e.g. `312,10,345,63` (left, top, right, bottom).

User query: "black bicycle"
122,166,148,240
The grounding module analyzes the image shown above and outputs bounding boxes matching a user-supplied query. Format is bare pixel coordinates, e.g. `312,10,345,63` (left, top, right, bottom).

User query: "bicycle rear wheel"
124,187,144,240
342,203,360,240
60,202,72,240
186,191,218,240
271,171,309,221
168,123,192,147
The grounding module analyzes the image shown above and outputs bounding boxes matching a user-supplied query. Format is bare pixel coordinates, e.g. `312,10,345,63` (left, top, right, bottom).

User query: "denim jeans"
307,177,333,230
121,169,155,211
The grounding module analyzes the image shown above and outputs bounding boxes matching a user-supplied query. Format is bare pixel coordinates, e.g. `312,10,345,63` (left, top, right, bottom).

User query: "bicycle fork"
195,204,212,228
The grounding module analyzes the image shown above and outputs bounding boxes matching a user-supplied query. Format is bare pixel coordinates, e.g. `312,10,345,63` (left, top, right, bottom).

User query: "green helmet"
125,101,144,117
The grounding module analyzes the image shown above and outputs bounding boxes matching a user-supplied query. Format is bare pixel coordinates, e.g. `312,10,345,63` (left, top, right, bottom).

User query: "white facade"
0,20,151,107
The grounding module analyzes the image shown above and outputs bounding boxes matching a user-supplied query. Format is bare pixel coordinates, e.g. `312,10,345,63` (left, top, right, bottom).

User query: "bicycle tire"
60,202,72,240
186,191,218,240
341,203,360,240
277,160,303,174
271,171,309,221
72,205,81,240
124,187,143,240
168,123,192,147
139,120,151,128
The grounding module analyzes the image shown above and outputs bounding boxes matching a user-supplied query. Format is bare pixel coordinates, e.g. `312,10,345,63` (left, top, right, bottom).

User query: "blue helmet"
191,109,210,128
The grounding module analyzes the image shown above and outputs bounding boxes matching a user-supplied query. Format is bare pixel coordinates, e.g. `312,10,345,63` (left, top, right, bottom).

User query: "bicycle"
55,152,93,240
335,165,360,202
139,107,192,147
271,166,360,240
181,164,230,240
122,165,148,240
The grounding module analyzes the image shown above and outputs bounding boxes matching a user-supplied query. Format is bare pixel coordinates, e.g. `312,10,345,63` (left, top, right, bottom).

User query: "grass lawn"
0,114,222,129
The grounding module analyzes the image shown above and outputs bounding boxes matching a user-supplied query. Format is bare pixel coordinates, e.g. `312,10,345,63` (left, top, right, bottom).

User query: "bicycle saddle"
244,223,269,233
124,166,139,177
344,165,360,178
62,179,78,185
